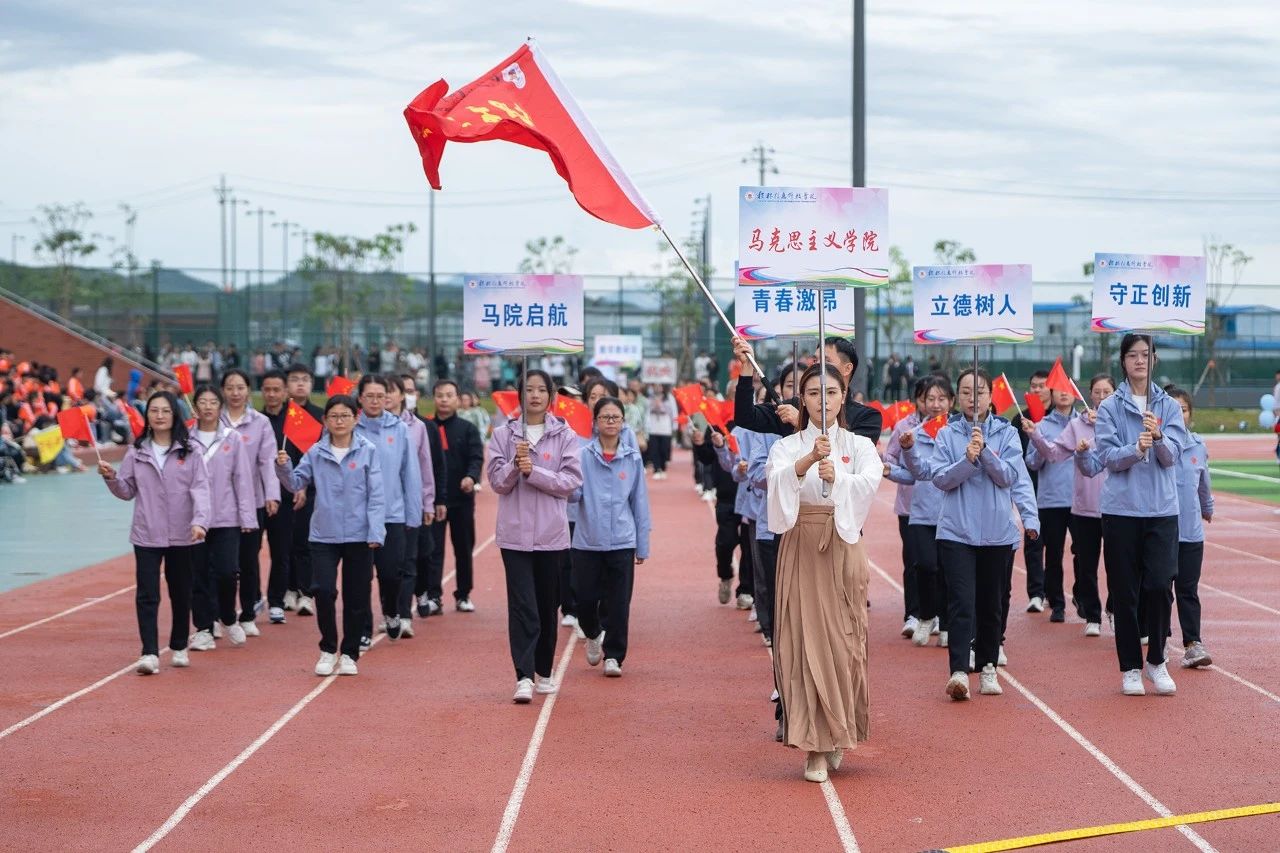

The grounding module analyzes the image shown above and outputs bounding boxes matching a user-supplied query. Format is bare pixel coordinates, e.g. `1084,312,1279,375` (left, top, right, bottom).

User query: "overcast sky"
2,0,1277,302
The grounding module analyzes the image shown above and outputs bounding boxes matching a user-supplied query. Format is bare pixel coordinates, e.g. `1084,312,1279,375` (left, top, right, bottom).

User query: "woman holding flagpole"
766,363,881,783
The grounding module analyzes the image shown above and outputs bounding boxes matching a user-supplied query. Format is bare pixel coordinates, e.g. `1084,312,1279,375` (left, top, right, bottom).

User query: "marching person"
282,363,324,616
1095,334,1189,696
487,369,583,703
99,391,210,675
883,378,923,638
1012,370,1051,613
259,368,295,625
1021,381,1078,623
276,395,385,676
189,385,258,652
426,379,485,614
903,369,1037,701
386,374,435,638
400,373,448,621
1165,387,1215,669
692,421,754,608
572,396,651,677
767,363,881,783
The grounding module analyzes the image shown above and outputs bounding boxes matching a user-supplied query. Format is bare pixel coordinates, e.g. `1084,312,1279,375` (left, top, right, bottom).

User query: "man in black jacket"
425,379,485,614
731,336,883,445
1013,370,1051,613
691,422,754,609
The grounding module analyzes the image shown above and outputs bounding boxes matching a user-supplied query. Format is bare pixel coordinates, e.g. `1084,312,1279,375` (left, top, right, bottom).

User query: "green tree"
875,246,912,353
1202,237,1253,402
518,235,578,274
32,203,99,318
933,239,976,265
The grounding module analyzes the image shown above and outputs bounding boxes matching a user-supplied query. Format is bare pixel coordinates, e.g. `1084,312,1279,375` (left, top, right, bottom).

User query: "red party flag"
672,383,704,417
283,400,323,453
491,390,521,419
56,406,95,444
173,363,194,395
404,42,659,229
1023,392,1046,423
1046,357,1082,400
326,375,356,397
921,413,949,439
991,373,1018,415
553,395,593,438
118,400,145,439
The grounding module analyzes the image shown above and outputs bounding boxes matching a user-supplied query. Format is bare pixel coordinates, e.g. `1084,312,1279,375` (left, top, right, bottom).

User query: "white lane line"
0,585,136,641
490,633,579,853
132,635,386,853
1205,664,1280,705
820,779,862,853
1199,583,1280,618
868,558,1216,852
1208,466,1279,484
1205,540,1280,567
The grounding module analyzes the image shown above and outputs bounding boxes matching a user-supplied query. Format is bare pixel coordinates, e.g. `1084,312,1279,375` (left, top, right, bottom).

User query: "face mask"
404,393,418,410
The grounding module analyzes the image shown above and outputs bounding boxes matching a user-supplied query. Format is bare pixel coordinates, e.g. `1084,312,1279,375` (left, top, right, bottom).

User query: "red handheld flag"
326,375,356,398
1023,392,1046,423
553,396,593,438
1046,357,1082,400
404,42,659,230
283,401,323,453
672,383,705,417
991,373,1018,415
491,390,521,419
922,413,949,439
700,397,734,431
893,401,916,426
878,401,900,430
726,433,740,455
118,400,145,439
56,406,95,444
173,363,194,396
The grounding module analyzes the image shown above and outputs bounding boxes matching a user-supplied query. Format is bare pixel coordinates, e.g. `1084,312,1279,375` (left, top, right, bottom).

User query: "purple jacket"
882,412,920,516
487,415,583,552
1028,413,1104,518
193,428,258,530
220,407,281,507
400,408,436,513
105,442,212,547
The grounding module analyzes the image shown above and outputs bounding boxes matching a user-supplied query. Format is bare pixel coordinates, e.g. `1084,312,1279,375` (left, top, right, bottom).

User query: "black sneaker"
1050,608,1065,623
359,635,372,651
775,720,784,742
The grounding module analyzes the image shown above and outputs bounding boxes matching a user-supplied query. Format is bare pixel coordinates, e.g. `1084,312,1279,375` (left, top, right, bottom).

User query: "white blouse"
766,423,883,544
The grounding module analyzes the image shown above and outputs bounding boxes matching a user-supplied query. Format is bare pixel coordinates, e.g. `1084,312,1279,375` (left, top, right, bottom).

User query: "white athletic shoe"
456,599,476,613
1140,635,1149,646
979,664,1002,695
901,616,920,639
1143,661,1176,695
337,654,358,676
171,649,190,668
189,630,216,651
376,617,387,635
227,622,247,646
1180,641,1212,669
283,590,298,612
603,658,622,677
534,675,558,694
586,632,604,666
1084,622,1102,637
574,623,586,640
997,645,1008,667
296,596,315,616
695,483,705,494
736,593,754,611
513,678,534,703
1026,597,1045,613
718,579,732,605
748,606,758,623
701,490,716,503
400,619,415,639
930,617,940,636
946,671,970,701
385,616,401,641
315,652,336,676
1122,669,1146,696
212,621,224,639
269,607,286,624
939,631,949,648
561,614,578,628
911,619,931,647
136,655,160,675
240,621,261,638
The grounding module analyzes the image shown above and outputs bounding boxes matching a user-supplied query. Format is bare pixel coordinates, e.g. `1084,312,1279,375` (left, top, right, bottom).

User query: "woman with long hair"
99,391,210,674
766,363,881,783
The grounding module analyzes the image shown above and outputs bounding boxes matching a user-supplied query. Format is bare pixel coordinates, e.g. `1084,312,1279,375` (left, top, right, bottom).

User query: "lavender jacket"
487,415,584,552
1028,413,1105,518
882,412,920,516
400,408,436,512
221,407,281,508
193,428,258,530
105,441,212,547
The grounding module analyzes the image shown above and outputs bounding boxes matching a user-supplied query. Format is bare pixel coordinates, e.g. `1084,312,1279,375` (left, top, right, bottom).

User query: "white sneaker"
702,491,716,503
337,654,358,676
376,617,387,635
1122,669,1146,696
283,590,298,611
171,648,190,668
695,483,705,494
911,619,932,646
930,617,940,636
386,616,402,640
603,658,622,677
513,678,534,703
561,613,578,628
718,579,732,605
456,599,476,613
939,631,949,648
296,596,315,616
946,671,969,701
189,630,216,651
901,616,920,639
314,652,336,676
136,655,160,675
1140,635,1149,646
1143,661,1176,695
736,593,754,610
1026,596,1045,613
1084,622,1102,637
227,622,247,645
1181,641,1212,669
212,621,224,639
748,606,758,623
979,664,1002,695
535,675,558,694
426,599,442,616
240,621,260,638
400,619,414,639
586,632,604,666
254,597,267,616
574,623,586,640
997,645,1008,667
269,607,286,624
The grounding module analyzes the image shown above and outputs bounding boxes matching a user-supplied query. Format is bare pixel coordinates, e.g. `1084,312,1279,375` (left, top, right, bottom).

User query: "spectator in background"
694,351,711,382
94,357,115,398
67,368,86,404
195,346,215,385
380,341,400,375
180,342,199,370
457,391,492,439
224,343,241,371
473,355,492,394
250,350,267,389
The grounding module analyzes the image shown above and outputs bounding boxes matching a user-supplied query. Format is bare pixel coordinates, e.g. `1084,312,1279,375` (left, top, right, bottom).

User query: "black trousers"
649,435,672,472
134,545,194,656
426,501,476,601
1101,514,1178,671
366,522,407,635
938,541,1006,674
752,536,778,640
714,503,754,596
414,523,436,596
572,548,635,664
908,524,947,625
289,488,316,595
1001,547,1015,641
1023,528,1045,600
265,492,294,608
1175,541,1204,646
899,514,918,620
236,507,268,622
397,524,420,620
1068,514,1103,623
501,549,562,680
559,521,577,617
1039,506,1072,611
192,527,240,630
311,541,373,659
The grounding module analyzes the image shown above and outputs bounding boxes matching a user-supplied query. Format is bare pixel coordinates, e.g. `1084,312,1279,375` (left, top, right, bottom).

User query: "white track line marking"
0,585,136,641
1205,664,1280,705
490,633,579,853
1205,540,1280,567
868,558,1217,852
1199,583,1280,618
820,779,862,853
1208,466,1279,484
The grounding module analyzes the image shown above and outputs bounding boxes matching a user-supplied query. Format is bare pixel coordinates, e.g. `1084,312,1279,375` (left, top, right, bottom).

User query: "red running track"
1,450,1278,852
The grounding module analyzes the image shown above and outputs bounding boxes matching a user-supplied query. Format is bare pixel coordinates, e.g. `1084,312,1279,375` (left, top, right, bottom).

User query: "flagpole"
973,345,980,430
1003,372,1029,422
818,287,830,499
792,340,799,405
1070,377,1093,414
87,411,103,466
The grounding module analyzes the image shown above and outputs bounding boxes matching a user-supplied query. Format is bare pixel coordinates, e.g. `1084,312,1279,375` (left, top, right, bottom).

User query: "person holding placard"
1094,334,1189,697
1021,385,1079,623
487,369,583,703
766,363,881,783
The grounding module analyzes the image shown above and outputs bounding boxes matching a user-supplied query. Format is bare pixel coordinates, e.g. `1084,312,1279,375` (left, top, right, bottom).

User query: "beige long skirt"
774,505,870,752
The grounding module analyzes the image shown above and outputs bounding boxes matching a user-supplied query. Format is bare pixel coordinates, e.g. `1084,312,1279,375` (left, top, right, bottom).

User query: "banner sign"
463,274,584,355
591,334,644,369
735,186,887,340
1091,253,1206,335
912,264,1034,344
640,358,678,385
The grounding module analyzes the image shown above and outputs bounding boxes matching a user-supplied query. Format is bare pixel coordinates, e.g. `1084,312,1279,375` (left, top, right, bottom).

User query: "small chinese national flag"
991,373,1018,415
921,413,949,439
877,400,900,430
118,400,145,439
892,400,915,426
725,432,740,455
491,390,521,419
284,401,323,453
56,406,95,444
1046,357,1082,400
173,363,194,395
1023,392,1046,423
326,375,356,397
553,395,593,438
700,397,734,431
672,383,705,417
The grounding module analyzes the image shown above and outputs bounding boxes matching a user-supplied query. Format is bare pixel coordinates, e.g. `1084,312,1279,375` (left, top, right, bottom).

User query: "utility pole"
228,196,250,349
273,219,296,343
247,206,275,346
743,141,778,186
214,176,230,291
851,0,869,396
